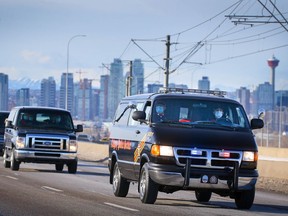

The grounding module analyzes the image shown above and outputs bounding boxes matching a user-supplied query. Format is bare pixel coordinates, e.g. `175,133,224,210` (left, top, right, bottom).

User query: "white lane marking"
104,202,139,212
6,176,18,180
41,186,63,192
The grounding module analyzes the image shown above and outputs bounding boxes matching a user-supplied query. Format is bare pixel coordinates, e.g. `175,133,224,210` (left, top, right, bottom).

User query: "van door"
129,101,151,179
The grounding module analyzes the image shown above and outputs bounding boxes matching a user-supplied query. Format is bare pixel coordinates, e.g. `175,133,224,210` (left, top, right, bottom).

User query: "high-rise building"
91,89,101,120
60,73,74,113
75,78,92,121
169,83,188,89
0,73,9,110
198,76,210,90
275,90,288,108
147,83,163,93
99,75,109,120
108,59,124,120
16,88,30,106
253,82,273,113
131,59,144,95
236,87,250,115
41,77,56,107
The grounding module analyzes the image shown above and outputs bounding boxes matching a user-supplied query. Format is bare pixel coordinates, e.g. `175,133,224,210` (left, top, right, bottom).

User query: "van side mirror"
75,124,83,132
132,111,146,121
250,118,264,130
5,120,13,128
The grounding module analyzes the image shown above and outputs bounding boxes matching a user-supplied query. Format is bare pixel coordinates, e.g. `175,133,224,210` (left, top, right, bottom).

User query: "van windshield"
17,110,74,130
151,99,250,129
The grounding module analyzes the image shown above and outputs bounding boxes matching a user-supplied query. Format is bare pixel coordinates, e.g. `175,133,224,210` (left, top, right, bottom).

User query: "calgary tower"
267,55,279,110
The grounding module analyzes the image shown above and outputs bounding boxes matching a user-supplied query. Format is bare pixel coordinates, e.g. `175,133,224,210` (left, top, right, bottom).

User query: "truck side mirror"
75,124,83,132
5,120,13,128
132,111,146,121
250,118,264,130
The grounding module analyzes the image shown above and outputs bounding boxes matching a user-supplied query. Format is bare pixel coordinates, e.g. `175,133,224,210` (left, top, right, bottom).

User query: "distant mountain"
9,77,60,90
9,78,41,90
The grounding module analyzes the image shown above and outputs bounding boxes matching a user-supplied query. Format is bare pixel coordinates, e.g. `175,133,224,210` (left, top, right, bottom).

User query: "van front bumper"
148,162,258,191
14,149,77,163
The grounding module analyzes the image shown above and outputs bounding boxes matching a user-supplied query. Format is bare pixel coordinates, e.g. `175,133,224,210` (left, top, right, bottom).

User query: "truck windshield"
17,110,74,130
152,99,250,129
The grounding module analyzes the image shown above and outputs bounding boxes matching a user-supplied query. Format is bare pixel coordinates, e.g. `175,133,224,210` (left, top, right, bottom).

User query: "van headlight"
16,136,26,149
151,145,174,156
243,151,258,162
69,140,78,152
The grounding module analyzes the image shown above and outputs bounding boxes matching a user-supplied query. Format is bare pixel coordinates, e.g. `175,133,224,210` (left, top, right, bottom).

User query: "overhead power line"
131,39,165,70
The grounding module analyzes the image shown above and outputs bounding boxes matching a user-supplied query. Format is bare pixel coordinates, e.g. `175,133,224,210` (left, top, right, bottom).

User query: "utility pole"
126,61,133,96
164,35,171,88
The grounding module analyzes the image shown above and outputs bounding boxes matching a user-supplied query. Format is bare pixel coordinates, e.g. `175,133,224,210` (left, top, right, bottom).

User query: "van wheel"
234,187,255,209
112,162,130,197
55,163,64,172
195,190,212,202
139,163,159,204
67,160,77,174
3,148,11,168
11,148,20,171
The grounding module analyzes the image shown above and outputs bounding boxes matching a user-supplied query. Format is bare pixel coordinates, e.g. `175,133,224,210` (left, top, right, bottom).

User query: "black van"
108,88,264,209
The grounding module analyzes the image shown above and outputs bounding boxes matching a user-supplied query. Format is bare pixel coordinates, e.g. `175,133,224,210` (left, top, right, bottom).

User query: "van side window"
128,102,144,126
144,101,151,121
114,103,131,126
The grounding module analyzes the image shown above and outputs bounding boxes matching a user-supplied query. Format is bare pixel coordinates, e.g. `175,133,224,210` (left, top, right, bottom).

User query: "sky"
0,0,287,91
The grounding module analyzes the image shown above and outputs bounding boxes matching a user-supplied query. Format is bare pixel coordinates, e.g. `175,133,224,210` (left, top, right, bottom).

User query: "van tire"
112,162,130,197
3,148,11,168
67,160,77,174
55,163,64,172
234,187,255,209
10,148,20,171
139,163,159,204
195,190,212,202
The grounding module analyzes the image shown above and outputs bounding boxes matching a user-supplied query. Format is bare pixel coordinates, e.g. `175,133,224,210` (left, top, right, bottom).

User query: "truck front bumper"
148,161,258,191
15,149,77,163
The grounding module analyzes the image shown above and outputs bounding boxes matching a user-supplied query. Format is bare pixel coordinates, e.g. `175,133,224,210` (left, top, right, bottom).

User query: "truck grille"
26,134,69,151
174,147,242,169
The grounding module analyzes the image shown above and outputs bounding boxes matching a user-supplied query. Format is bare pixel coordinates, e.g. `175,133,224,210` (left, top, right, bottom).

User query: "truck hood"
151,125,257,151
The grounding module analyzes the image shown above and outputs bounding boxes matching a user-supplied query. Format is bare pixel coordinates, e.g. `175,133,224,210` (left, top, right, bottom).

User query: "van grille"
26,134,69,151
174,147,242,169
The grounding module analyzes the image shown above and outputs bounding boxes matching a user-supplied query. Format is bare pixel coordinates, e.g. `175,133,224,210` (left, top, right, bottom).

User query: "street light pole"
66,34,86,110
278,91,283,148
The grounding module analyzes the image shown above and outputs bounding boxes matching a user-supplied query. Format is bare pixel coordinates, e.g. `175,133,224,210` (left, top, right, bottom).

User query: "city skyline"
0,0,287,91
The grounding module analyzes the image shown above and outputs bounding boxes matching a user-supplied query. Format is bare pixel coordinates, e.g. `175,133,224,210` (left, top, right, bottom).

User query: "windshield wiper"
153,120,193,128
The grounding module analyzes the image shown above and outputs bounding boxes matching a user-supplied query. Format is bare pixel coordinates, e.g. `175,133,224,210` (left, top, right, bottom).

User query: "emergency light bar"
159,87,226,97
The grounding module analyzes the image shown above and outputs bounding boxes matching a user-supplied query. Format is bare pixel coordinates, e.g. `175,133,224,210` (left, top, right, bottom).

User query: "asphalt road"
0,160,287,216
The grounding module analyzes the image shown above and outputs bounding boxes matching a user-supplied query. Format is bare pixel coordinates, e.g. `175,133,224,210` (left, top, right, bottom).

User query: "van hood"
17,128,76,137
151,125,257,151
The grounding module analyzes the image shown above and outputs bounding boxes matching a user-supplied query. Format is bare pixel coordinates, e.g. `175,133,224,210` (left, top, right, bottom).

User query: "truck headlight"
69,140,78,152
151,145,173,156
243,151,258,162
16,136,26,149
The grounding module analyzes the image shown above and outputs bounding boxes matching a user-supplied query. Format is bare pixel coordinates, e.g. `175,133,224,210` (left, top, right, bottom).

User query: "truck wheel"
195,190,212,202
67,160,77,174
139,163,159,204
234,187,255,209
55,163,64,172
112,162,130,197
3,148,11,168
11,148,20,171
